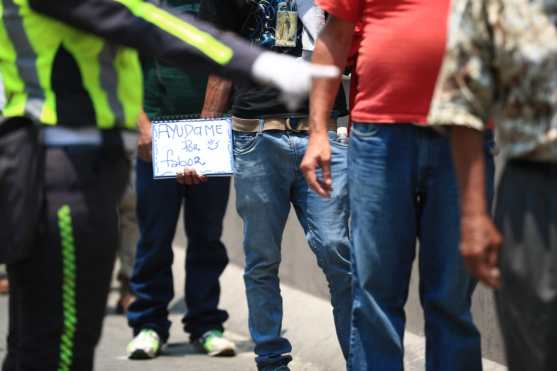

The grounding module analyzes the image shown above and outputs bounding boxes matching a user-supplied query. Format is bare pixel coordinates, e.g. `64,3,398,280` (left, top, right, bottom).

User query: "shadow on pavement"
163,339,254,357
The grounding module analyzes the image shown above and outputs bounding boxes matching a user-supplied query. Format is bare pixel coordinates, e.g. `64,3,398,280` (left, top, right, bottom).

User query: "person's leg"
116,156,139,313
347,124,418,371
182,177,230,340
117,155,139,282
127,158,182,343
127,60,183,342
494,161,557,371
417,130,494,371
233,130,294,370
4,144,128,371
289,131,352,359
0,121,43,370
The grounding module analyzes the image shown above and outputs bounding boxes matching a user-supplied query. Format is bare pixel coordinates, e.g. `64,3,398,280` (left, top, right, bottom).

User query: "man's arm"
301,16,355,198
28,0,338,98
201,75,233,118
136,111,152,162
451,127,502,288
28,0,260,83
428,0,502,287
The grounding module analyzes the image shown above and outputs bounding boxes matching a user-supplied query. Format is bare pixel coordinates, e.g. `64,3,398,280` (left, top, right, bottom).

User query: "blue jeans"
348,124,495,371
233,130,352,370
127,159,230,342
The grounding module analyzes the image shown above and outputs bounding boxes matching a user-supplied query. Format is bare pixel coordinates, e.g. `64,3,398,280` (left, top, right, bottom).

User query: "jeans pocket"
233,131,259,156
350,123,382,138
328,130,349,148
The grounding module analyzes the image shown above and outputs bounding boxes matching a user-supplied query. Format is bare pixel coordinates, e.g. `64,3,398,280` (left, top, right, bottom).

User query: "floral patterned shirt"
428,0,557,162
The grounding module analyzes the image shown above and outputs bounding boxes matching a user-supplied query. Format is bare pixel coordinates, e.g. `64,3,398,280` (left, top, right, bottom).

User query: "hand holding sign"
176,168,207,185
152,117,234,180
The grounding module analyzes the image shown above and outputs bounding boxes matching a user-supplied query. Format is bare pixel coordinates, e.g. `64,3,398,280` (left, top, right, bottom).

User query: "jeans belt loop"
257,118,265,134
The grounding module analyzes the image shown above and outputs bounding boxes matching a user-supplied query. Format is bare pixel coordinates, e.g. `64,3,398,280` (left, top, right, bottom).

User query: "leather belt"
232,116,337,133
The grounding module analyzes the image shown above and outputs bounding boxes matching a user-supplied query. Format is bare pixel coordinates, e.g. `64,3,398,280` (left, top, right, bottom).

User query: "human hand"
300,131,333,198
251,52,340,111
176,168,208,186
460,213,503,288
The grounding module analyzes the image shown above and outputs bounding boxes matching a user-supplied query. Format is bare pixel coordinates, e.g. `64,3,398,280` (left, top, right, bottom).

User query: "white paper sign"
152,117,234,179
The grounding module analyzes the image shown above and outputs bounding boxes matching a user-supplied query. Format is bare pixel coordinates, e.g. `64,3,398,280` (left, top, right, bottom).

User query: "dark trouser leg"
495,161,557,371
417,131,494,371
182,177,230,341
4,144,128,371
127,159,182,342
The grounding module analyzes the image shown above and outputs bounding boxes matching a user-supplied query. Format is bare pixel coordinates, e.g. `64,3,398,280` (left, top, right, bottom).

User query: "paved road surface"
0,247,506,371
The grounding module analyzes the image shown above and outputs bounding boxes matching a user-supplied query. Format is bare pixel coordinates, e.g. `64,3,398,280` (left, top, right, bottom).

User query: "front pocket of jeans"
328,132,349,148
350,124,382,138
233,132,258,155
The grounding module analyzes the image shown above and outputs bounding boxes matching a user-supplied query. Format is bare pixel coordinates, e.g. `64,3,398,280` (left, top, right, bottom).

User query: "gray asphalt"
0,246,506,371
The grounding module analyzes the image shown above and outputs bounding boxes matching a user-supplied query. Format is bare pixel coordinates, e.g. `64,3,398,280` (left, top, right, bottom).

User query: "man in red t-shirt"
301,1,495,370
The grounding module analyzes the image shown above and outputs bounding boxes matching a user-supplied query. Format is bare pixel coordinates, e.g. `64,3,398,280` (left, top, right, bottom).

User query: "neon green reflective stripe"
13,0,59,123
0,1,28,117
64,37,115,128
115,48,141,129
115,0,234,66
57,205,77,371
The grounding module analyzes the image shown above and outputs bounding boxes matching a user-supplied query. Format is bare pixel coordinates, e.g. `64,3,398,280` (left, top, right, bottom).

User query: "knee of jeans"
420,280,474,316
244,256,281,283
312,233,351,265
310,236,351,280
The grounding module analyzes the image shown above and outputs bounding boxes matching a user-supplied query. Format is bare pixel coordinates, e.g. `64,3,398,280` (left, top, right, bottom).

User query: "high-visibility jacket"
0,0,260,130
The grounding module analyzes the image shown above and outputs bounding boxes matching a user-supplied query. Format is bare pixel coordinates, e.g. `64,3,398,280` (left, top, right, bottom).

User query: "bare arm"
137,111,153,162
200,75,233,118
309,17,354,135
301,16,355,197
452,127,488,216
451,127,502,288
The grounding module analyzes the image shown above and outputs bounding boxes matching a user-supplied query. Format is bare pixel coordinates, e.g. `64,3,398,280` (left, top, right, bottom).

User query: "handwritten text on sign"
152,118,234,179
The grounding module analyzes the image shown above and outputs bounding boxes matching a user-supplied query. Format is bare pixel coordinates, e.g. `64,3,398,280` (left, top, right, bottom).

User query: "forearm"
28,0,261,82
137,111,152,136
451,127,488,217
310,17,354,134
201,75,233,117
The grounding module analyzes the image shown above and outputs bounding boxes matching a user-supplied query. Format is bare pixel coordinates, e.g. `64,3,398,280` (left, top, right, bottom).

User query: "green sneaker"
127,329,163,360
198,330,236,357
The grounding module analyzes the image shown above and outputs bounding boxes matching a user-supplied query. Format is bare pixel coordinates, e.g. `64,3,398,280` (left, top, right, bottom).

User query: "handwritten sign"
152,117,234,179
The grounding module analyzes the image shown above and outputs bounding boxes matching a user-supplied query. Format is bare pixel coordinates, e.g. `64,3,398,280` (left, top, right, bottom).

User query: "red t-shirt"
317,0,450,124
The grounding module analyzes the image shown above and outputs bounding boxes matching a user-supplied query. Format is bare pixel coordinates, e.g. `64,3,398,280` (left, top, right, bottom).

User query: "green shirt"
143,0,208,118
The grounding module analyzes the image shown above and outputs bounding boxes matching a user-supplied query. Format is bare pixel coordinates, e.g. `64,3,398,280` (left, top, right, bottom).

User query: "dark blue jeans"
127,158,230,342
348,124,495,371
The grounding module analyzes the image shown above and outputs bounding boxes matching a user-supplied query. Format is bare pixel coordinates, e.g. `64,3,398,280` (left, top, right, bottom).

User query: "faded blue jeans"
233,129,352,371
348,124,495,371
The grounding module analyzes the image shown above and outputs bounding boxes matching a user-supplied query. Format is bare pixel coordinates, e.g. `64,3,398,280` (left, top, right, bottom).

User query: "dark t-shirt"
199,0,347,118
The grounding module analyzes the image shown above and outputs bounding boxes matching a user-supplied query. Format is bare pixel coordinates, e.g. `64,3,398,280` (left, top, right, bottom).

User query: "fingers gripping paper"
152,117,234,179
